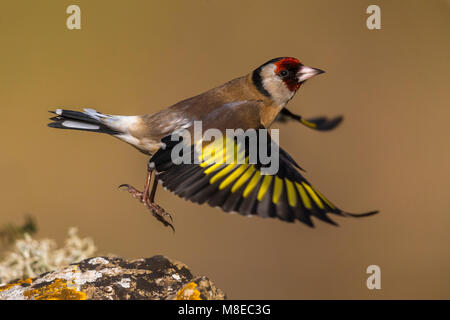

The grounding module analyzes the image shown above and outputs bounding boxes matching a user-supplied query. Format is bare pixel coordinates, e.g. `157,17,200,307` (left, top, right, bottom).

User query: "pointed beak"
297,65,325,83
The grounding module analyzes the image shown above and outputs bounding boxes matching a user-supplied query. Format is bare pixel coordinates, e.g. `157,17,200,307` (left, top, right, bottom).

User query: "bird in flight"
48,57,378,231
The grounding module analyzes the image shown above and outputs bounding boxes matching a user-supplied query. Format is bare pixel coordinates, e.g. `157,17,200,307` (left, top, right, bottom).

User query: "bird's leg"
118,171,151,202
119,169,174,231
148,174,158,203
145,173,174,225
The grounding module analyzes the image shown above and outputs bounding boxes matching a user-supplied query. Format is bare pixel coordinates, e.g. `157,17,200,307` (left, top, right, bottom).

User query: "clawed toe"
146,201,175,232
118,184,129,190
120,182,174,231
151,210,175,232
147,201,173,223
119,184,144,200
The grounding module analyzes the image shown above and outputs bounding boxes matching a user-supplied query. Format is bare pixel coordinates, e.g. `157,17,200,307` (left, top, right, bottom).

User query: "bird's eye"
278,70,289,78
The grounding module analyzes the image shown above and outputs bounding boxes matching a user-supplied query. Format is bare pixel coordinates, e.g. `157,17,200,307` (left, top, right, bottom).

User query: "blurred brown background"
1,0,449,299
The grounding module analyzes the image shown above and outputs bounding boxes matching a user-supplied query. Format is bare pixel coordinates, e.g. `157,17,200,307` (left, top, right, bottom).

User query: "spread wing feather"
152,132,378,227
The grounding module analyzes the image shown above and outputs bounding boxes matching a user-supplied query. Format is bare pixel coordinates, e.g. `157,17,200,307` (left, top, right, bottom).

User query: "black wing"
276,108,343,131
150,131,377,227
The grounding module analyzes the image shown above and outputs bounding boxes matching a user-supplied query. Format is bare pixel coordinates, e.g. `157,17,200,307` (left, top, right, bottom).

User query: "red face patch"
273,57,302,92
273,57,301,72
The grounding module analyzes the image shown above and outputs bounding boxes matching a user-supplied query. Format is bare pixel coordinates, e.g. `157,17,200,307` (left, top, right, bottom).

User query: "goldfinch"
49,57,378,230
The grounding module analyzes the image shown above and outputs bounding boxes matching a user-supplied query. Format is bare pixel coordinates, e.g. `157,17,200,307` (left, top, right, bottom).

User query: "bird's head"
251,57,325,106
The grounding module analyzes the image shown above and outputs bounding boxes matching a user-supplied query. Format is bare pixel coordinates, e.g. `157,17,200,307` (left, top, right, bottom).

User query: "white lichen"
88,257,109,265
0,228,96,285
0,284,29,300
32,266,102,288
172,274,181,281
116,278,131,288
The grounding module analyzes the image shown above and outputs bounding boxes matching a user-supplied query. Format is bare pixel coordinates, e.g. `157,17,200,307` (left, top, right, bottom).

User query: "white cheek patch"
260,64,294,106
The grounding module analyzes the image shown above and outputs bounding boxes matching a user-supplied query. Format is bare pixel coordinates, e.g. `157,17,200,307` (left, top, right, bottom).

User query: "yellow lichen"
0,278,33,292
24,278,86,300
176,282,202,300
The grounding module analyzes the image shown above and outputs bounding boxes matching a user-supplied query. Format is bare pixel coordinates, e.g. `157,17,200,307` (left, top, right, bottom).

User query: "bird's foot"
119,184,175,231
118,184,144,200
144,200,175,232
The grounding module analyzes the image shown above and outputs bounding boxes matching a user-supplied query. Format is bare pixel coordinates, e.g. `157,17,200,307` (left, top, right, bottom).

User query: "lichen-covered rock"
0,255,226,300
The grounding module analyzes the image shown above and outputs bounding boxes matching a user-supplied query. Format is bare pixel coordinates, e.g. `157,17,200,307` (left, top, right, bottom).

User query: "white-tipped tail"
60,120,100,130
48,108,148,152
48,108,125,135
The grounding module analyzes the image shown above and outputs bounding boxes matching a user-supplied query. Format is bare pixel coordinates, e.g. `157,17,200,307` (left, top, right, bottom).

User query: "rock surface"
0,255,226,300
